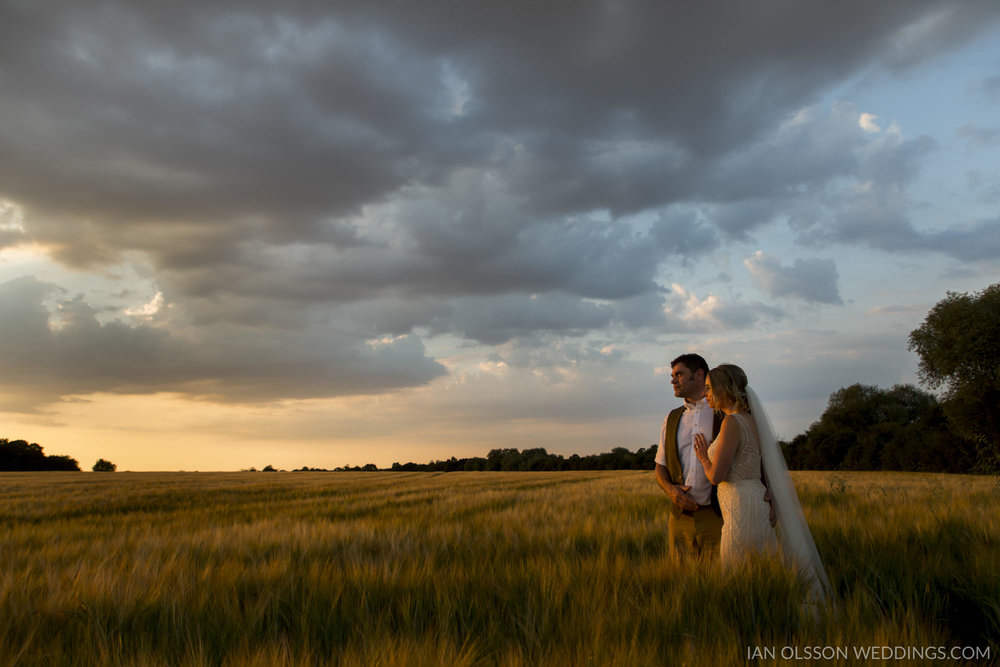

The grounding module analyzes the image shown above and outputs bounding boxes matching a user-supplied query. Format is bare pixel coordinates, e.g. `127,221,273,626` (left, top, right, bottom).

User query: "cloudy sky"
1,1,999,470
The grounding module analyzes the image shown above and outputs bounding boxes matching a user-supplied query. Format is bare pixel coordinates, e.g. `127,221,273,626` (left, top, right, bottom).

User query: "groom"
654,353,724,557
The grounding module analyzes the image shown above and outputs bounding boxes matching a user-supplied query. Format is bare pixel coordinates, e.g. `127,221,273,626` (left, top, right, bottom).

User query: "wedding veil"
747,386,830,602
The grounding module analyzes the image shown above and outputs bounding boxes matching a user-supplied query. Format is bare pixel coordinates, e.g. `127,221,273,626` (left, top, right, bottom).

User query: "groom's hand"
670,484,699,512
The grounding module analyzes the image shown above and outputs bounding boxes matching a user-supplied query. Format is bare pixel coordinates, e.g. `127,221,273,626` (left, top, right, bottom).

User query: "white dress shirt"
656,397,714,506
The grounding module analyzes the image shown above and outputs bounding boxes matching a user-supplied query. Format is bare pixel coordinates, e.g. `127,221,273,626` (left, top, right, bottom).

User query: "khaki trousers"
669,506,723,558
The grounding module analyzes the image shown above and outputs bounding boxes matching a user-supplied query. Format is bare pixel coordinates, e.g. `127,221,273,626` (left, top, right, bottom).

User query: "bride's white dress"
707,412,777,561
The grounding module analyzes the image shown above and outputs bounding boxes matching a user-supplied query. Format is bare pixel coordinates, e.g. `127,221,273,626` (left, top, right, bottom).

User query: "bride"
693,364,829,600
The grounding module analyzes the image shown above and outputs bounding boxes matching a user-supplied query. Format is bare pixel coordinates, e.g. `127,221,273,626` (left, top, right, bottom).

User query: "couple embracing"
655,353,829,599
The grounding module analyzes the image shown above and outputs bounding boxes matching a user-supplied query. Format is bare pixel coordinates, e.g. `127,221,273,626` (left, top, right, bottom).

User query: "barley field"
1,470,997,666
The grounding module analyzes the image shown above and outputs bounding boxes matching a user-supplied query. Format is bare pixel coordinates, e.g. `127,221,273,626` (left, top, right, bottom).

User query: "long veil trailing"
747,387,830,602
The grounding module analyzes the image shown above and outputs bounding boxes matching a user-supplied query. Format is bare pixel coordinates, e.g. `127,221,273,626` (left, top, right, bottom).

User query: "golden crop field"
1,470,997,666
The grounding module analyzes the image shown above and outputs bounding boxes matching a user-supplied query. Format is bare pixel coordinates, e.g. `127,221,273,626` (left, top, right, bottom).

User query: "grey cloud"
0,1,998,404
876,3,1000,71
965,171,1000,204
509,219,661,300
486,338,630,371
924,217,1000,261
710,301,788,329
3,1,994,249
0,277,65,351
981,74,1000,102
966,170,987,190
338,290,673,346
427,293,616,345
649,210,721,259
499,135,692,218
0,199,26,249
957,123,1000,148
396,173,664,300
675,98,999,265
0,5,472,267
865,304,927,316
802,178,1000,263
145,171,665,325
0,277,175,404
856,132,937,188
0,276,446,410
147,214,665,341
336,298,452,339
821,189,925,251
708,103,871,205
611,292,673,330
763,111,960,256
704,200,786,240
663,286,787,331
744,252,844,304
706,102,937,233
0,227,25,250
429,288,681,345
418,355,668,427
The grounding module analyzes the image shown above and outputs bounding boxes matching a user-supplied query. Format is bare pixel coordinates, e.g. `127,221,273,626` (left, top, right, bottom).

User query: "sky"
1,1,999,471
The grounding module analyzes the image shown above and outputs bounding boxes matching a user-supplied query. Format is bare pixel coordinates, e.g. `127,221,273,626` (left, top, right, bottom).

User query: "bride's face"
705,378,726,411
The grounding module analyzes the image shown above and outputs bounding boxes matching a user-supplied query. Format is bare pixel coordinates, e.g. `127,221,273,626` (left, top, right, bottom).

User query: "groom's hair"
670,353,709,377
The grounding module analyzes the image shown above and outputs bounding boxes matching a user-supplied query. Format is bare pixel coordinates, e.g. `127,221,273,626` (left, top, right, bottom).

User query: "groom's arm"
655,412,698,512
655,463,698,512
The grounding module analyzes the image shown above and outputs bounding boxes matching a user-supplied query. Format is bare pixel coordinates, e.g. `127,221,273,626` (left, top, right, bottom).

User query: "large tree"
781,384,975,472
908,283,1000,471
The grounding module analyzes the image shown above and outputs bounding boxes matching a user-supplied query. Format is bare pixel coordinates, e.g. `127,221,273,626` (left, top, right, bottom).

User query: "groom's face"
671,363,706,401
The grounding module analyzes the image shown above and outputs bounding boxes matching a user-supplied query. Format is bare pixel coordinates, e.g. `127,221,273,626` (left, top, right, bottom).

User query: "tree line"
0,439,81,471
0,439,117,472
263,447,657,473
387,446,658,472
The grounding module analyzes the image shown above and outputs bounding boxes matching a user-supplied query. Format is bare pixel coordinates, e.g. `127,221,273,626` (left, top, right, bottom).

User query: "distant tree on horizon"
92,459,117,472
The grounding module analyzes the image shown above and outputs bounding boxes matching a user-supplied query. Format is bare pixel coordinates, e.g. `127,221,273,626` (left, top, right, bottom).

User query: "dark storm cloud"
1,0,998,406
2,1,994,260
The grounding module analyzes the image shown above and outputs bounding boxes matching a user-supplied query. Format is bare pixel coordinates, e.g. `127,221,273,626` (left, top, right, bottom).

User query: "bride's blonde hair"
709,363,751,413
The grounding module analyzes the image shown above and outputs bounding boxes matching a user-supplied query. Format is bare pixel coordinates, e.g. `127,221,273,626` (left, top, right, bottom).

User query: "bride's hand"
693,432,710,463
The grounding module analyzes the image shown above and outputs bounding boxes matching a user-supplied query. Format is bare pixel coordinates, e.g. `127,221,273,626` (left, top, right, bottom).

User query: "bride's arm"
693,416,738,484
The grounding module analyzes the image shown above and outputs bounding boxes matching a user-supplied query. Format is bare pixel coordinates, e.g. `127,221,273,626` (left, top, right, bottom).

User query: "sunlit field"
1,471,997,665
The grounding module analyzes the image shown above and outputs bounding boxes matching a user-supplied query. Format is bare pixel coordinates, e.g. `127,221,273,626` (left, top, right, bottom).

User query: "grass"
0,470,997,665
